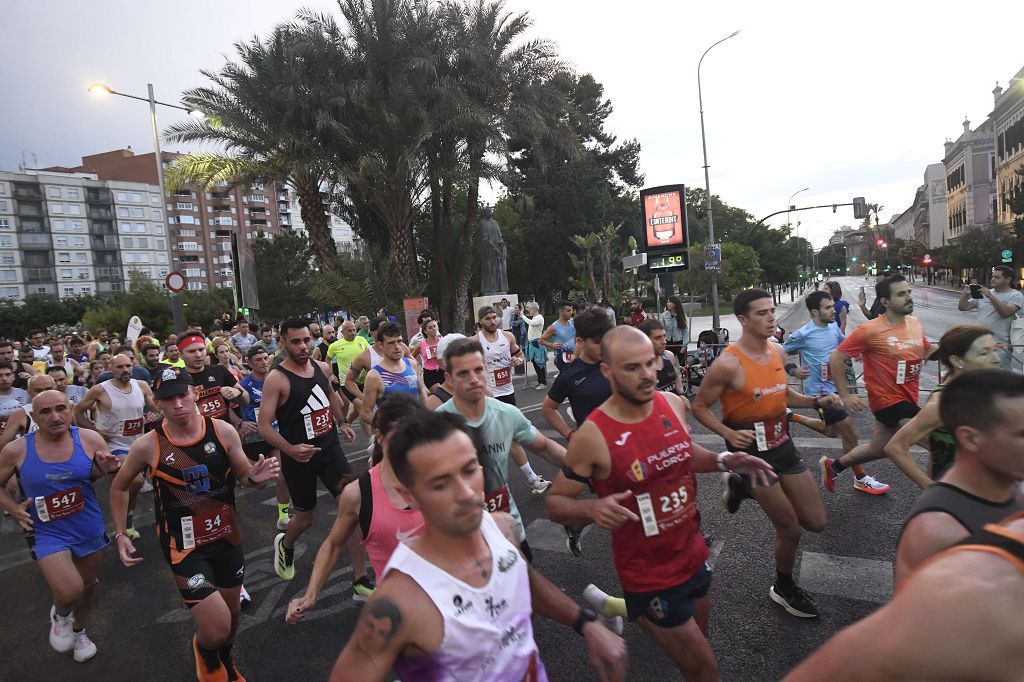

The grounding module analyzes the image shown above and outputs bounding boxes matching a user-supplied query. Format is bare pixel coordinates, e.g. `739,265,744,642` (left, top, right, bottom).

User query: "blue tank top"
20,427,105,545
238,374,278,441
374,357,420,402
552,319,576,355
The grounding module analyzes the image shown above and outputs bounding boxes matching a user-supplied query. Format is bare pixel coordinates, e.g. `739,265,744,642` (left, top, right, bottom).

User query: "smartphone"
970,284,983,299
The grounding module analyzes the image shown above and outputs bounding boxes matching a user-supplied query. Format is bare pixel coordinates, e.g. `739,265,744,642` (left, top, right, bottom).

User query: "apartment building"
943,117,996,241
0,169,173,301
992,69,1024,226
283,185,360,255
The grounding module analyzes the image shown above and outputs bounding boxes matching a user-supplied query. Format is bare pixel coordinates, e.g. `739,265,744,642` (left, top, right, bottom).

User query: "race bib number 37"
484,484,511,513
304,406,334,440
35,486,84,522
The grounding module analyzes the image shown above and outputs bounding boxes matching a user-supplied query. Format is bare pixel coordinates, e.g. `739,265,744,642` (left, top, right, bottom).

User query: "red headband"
179,334,206,350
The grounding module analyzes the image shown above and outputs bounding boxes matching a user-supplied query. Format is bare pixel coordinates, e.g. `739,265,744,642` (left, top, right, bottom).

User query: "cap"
152,366,193,400
477,305,497,320
247,345,269,361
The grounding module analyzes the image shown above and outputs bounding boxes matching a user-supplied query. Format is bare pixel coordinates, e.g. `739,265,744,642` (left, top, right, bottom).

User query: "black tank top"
150,417,240,563
275,361,339,448
902,482,1024,539
952,512,1024,568
429,384,453,403
656,352,678,392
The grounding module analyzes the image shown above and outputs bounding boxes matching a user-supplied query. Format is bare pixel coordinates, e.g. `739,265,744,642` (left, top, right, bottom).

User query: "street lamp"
87,81,203,331
698,29,741,331
787,187,809,275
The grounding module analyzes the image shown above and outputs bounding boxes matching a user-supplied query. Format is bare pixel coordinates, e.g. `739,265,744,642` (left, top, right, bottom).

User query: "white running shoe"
530,476,552,494
139,478,154,493
582,584,624,635
240,585,252,605
73,630,97,662
49,605,75,653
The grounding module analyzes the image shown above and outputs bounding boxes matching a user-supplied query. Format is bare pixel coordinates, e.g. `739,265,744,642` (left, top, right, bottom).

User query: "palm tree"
164,22,347,272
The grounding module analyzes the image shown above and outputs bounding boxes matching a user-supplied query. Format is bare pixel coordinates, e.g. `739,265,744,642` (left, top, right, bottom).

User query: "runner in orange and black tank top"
719,344,802,473
149,416,241,574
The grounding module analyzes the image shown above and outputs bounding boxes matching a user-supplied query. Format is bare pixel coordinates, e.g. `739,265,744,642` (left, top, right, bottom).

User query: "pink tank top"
363,464,425,575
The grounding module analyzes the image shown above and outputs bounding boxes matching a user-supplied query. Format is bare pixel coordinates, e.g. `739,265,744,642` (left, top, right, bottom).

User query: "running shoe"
49,605,75,653
534,383,547,391
352,575,376,602
219,647,246,682
721,473,747,514
819,456,837,494
139,478,154,494
274,532,295,581
239,585,252,605
853,475,891,495
193,634,227,682
581,585,625,635
530,476,552,494
769,584,819,618
564,526,583,557
125,526,140,540
73,630,97,663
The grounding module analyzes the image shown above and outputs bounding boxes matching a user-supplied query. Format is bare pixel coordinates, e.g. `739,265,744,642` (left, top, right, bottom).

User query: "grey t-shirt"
967,288,1024,343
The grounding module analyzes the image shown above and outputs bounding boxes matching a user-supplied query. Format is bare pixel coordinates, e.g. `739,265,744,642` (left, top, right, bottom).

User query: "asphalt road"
0,286,967,681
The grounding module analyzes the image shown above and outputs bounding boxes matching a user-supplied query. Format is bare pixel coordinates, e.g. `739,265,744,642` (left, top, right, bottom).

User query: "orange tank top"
720,344,789,425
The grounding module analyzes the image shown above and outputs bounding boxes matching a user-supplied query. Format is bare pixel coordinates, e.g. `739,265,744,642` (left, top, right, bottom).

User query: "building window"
57,252,71,263
60,269,73,280
152,210,162,220
67,204,81,215
70,222,84,232
77,268,89,279
129,207,144,218
176,202,193,211
47,187,62,199
75,253,87,263
0,219,8,230
0,200,7,211
150,195,160,206
0,254,14,265
122,237,133,248
51,203,63,214
0,286,18,297
55,236,69,247
71,237,85,247
0,270,18,281
134,223,147,233
64,188,80,200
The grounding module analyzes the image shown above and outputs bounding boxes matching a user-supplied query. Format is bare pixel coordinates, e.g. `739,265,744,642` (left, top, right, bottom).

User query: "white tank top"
95,380,146,452
478,331,514,397
383,513,546,682
20,403,38,437
369,345,383,369
0,389,29,436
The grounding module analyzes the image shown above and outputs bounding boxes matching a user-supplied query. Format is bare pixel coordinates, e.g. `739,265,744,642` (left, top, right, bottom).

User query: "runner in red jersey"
822,275,934,490
548,325,774,679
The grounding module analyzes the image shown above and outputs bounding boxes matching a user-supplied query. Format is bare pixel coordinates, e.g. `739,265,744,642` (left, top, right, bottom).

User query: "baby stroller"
686,329,726,390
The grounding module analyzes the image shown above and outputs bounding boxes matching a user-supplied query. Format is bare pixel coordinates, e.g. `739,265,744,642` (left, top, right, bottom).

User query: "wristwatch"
573,607,599,635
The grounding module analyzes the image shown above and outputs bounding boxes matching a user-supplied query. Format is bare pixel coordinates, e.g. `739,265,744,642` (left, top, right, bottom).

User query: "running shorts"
280,439,353,512
623,562,712,628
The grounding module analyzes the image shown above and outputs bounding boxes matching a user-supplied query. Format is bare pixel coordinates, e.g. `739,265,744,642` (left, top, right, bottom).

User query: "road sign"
621,252,648,270
1002,249,1013,263
704,244,722,272
165,271,186,292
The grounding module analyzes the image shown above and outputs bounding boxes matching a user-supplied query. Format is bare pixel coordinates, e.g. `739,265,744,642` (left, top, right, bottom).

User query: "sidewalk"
686,294,803,347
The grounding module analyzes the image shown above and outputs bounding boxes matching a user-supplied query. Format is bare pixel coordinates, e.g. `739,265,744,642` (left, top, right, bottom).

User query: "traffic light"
853,196,868,219
922,255,932,266
851,256,858,262
876,238,884,247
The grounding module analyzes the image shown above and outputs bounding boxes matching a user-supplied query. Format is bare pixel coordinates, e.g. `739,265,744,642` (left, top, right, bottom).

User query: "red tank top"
588,392,708,592
362,465,424,576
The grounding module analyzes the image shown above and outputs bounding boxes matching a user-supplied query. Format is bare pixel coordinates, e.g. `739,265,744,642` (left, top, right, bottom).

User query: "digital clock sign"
640,184,689,272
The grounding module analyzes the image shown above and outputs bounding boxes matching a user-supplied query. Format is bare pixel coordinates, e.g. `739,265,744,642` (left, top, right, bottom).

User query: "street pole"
698,29,740,331
146,84,184,333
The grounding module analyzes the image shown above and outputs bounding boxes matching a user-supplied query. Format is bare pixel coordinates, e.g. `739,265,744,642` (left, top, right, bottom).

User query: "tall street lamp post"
698,29,741,331
88,82,203,331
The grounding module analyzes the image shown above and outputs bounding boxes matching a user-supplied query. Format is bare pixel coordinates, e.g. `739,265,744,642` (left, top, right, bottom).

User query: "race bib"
491,367,511,388
303,406,334,440
484,484,511,513
181,506,236,550
895,359,921,385
196,386,226,418
34,486,84,522
121,417,144,437
753,414,789,451
0,416,7,435
636,477,697,538
820,363,831,382
424,344,437,361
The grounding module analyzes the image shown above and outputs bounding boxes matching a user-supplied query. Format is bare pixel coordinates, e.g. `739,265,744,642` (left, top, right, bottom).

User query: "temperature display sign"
640,184,689,272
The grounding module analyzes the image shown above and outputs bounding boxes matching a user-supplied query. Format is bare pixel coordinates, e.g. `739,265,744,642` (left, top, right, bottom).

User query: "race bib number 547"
35,486,84,522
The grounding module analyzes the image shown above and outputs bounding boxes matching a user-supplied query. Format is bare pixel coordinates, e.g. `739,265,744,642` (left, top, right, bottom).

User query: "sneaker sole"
273,533,294,581
564,533,583,557
531,484,551,495
720,473,741,514
818,457,836,494
352,591,372,603
853,484,890,495
74,644,98,663
768,586,818,619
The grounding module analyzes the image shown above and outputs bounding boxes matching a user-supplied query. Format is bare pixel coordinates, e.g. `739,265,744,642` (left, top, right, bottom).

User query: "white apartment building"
282,185,359,254
111,181,170,287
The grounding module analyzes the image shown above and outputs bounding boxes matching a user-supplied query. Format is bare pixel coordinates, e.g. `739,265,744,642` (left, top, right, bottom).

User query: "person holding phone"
957,265,1024,370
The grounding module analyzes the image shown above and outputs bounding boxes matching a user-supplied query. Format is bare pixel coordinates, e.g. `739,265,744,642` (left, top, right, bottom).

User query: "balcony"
14,185,42,200
91,235,118,250
86,188,112,203
90,223,115,236
16,202,42,217
26,267,55,282
88,206,113,220
20,233,51,249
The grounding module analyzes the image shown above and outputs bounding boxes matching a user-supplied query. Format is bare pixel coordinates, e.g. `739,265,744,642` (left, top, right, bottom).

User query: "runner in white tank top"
0,374,55,450
93,380,147,452
330,411,627,682
0,377,29,438
477,305,523,401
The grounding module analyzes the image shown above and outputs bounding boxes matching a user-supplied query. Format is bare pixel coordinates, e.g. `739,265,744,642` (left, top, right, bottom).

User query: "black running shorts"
873,401,920,429
170,543,245,607
816,406,849,426
623,563,712,629
727,437,807,477
242,439,275,461
280,438,353,512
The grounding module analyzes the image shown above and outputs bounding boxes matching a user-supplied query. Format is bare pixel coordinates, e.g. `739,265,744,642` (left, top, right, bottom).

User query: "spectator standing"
957,265,1024,370
231,320,258,356
628,298,648,327
660,295,689,358
523,302,548,389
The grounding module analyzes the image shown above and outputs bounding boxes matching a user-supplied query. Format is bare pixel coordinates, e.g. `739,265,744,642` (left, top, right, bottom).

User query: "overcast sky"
2,0,1021,247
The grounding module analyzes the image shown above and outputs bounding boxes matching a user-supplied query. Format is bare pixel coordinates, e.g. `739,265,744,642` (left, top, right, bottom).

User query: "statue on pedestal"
479,207,508,294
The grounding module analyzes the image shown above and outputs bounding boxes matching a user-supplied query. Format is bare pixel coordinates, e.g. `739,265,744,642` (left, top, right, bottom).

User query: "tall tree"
165,23,347,271
252,231,315,322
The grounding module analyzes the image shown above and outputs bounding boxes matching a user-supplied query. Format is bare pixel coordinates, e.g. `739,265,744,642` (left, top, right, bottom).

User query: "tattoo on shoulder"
354,597,403,652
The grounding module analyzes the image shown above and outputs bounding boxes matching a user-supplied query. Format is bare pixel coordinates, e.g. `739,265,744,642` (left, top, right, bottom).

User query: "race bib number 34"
181,507,236,549
35,486,84,522
304,406,334,440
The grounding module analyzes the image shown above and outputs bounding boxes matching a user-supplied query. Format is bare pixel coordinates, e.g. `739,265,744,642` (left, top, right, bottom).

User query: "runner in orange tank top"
693,289,844,619
547,325,776,679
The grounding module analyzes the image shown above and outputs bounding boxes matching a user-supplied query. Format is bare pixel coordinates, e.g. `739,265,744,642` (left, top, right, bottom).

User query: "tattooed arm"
329,570,441,681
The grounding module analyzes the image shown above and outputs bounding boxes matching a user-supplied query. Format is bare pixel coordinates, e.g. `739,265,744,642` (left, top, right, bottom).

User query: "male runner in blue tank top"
0,390,121,663
359,322,426,427
540,301,577,371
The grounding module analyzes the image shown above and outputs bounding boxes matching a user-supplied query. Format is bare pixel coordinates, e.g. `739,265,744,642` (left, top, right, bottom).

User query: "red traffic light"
876,238,884,246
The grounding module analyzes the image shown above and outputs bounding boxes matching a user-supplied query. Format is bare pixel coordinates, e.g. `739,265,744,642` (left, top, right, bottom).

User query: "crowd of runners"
0,278,1022,681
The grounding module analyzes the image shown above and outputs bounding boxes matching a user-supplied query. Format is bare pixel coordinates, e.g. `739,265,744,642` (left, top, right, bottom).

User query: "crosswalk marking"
797,551,893,604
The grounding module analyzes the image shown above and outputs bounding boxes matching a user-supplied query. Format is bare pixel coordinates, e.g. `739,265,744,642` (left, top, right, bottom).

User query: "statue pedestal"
472,294,519,325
